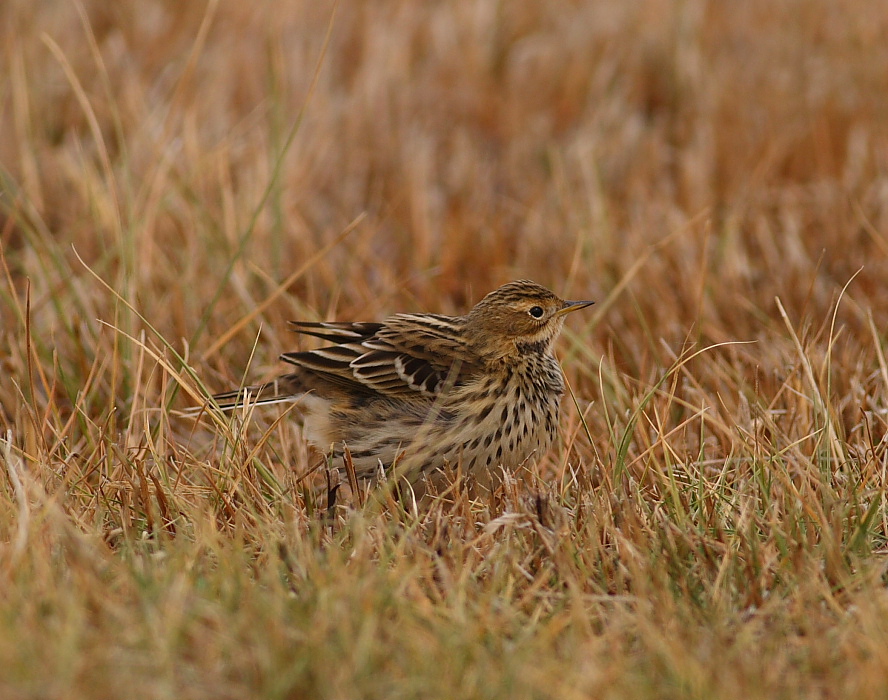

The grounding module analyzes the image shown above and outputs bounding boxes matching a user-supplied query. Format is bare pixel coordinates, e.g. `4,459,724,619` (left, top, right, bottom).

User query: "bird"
202,280,593,492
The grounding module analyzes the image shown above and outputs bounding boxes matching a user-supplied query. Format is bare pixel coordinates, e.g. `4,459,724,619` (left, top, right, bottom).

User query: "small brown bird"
205,280,593,490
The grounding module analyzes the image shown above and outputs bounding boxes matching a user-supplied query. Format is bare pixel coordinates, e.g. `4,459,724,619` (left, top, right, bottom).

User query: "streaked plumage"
204,280,593,489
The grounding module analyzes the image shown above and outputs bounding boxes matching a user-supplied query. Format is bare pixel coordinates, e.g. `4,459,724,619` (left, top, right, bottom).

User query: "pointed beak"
556,299,595,316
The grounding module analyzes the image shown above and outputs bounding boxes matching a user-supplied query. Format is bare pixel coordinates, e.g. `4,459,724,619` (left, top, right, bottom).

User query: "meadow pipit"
204,280,593,488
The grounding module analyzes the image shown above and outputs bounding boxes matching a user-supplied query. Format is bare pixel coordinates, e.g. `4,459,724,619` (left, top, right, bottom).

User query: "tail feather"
181,376,304,417
208,383,280,410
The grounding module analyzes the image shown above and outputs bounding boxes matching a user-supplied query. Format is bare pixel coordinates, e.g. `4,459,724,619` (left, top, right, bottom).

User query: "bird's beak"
556,299,595,316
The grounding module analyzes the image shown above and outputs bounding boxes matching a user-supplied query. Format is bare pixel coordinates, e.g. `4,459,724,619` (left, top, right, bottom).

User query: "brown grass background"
2,1,888,698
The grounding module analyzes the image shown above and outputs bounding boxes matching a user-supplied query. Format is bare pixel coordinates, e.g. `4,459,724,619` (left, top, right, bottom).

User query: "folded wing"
282,313,474,399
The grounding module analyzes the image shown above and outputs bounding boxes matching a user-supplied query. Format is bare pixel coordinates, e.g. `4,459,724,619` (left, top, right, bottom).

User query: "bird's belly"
454,396,559,475
318,383,561,484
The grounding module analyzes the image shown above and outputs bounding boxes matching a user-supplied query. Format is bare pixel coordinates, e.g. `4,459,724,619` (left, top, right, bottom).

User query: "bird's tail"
181,375,304,416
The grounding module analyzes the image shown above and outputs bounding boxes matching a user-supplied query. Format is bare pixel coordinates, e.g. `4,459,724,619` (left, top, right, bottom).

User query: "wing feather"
279,313,475,399
288,321,383,343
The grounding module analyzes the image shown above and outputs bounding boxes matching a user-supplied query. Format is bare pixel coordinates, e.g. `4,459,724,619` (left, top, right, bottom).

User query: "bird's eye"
528,306,545,319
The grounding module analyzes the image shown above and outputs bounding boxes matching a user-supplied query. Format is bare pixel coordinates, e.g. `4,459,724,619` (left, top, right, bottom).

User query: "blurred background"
2,0,887,436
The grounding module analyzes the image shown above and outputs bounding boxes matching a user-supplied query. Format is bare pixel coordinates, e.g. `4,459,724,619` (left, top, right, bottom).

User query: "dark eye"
528,306,544,319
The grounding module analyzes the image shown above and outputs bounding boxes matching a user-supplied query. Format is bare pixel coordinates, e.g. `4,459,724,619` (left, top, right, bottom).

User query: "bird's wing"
288,321,384,344
281,313,474,398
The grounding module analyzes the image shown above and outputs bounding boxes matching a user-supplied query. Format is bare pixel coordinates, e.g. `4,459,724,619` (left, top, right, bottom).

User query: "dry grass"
3,1,888,697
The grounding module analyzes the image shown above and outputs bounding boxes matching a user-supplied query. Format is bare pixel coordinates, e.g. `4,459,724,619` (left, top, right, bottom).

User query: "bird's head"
464,280,593,361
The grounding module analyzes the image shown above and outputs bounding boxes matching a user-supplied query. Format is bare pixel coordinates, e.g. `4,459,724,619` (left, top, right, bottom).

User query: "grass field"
3,1,888,698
